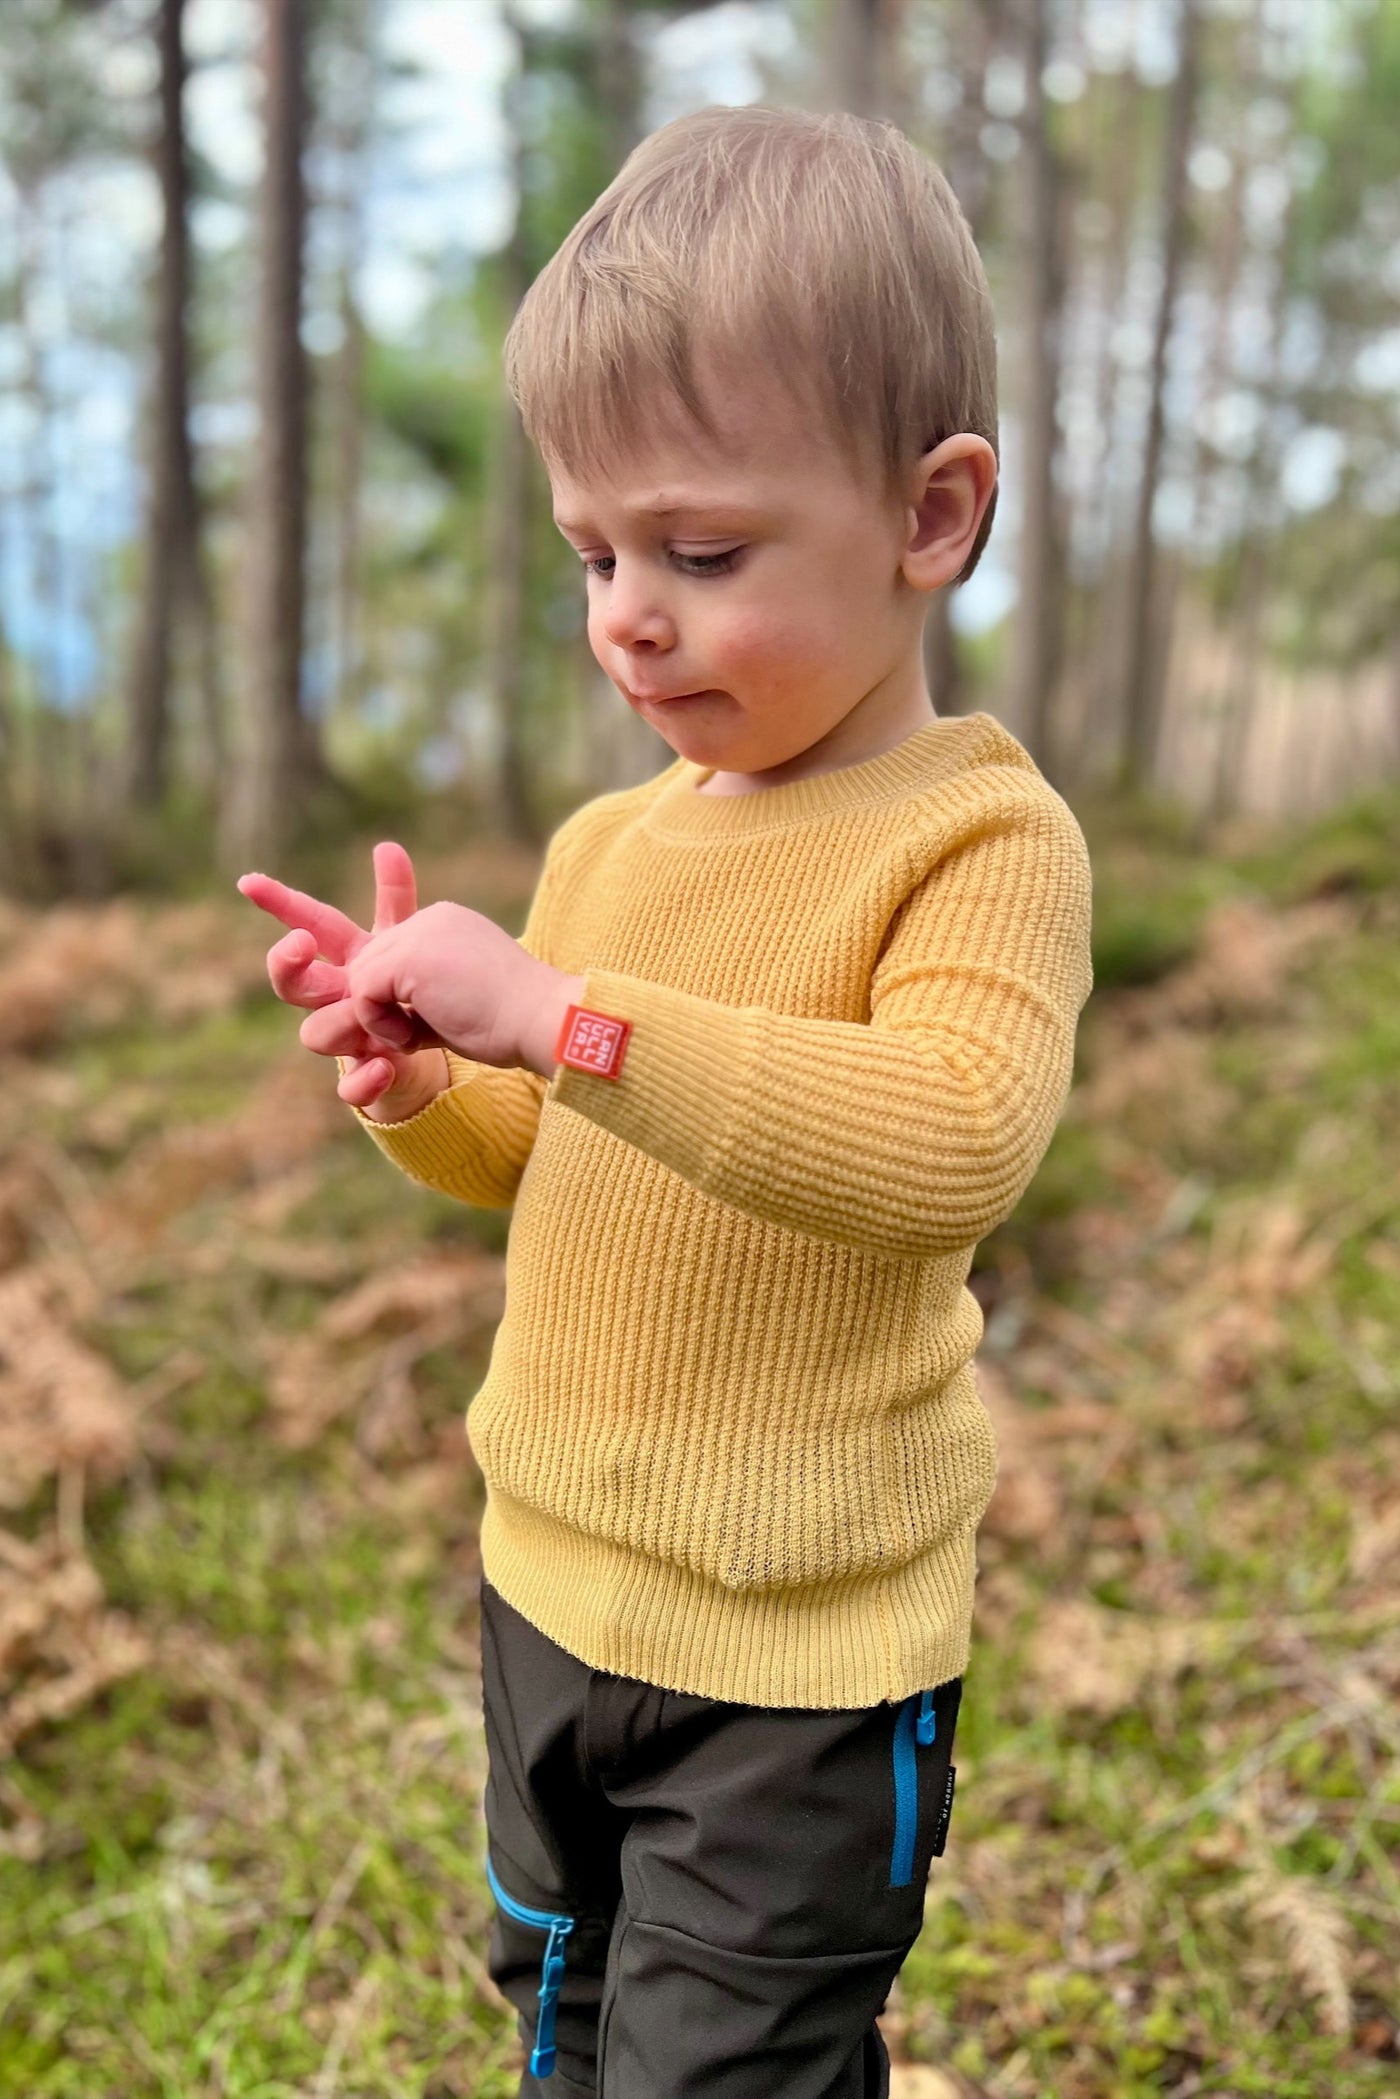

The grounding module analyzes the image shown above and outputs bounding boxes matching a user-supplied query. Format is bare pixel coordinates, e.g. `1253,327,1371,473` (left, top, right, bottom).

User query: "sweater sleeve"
546,790,1094,1258
337,838,568,1210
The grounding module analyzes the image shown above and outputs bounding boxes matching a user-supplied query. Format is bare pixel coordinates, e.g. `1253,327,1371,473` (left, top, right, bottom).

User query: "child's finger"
236,872,366,964
372,842,419,932
300,999,361,1056
335,1056,396,1107
300,995,424,1059
265,929,347,1007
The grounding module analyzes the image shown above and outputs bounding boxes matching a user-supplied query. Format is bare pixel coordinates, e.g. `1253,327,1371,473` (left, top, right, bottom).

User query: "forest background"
1,0,1399,2094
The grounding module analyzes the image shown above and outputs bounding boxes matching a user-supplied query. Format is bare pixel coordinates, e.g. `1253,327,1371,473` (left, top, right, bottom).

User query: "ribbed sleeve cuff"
336,1047,474,1168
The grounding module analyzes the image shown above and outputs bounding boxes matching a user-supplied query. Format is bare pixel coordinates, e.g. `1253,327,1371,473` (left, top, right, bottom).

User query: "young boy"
239,104,1092,2098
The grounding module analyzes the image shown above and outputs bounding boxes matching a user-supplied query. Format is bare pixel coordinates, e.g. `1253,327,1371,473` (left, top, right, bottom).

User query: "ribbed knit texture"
346,711,1094,1707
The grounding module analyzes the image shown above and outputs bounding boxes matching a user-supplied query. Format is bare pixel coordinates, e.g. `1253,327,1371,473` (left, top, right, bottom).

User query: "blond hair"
503,103,999,583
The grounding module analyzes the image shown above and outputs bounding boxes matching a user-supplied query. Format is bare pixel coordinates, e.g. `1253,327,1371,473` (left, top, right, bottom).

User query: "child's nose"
598,571,676,652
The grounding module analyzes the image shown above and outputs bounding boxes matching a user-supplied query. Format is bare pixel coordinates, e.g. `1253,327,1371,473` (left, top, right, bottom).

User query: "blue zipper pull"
484,1855,576,2081
915,1690,937,1746
529,1918,573,2078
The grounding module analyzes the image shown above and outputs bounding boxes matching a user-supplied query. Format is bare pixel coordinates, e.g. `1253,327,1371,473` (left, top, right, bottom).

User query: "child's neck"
694,696,941,797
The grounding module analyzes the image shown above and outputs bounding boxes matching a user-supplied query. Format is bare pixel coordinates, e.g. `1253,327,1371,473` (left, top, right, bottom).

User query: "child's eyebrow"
554,497,769,533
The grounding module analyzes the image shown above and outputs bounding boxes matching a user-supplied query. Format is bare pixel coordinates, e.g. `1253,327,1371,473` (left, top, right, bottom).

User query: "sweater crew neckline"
643,711,1010,837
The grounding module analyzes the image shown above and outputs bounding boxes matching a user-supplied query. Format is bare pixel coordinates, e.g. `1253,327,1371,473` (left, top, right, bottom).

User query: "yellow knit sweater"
348,711,1093,1708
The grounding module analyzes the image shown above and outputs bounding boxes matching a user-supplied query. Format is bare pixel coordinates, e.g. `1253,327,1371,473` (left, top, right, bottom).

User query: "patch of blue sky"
359,0,513,339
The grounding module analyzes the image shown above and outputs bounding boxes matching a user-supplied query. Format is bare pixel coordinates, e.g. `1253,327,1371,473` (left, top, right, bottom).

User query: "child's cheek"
712,603,820,684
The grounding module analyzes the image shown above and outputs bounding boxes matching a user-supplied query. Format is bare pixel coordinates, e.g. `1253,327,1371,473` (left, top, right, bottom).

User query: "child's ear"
901,436,997,593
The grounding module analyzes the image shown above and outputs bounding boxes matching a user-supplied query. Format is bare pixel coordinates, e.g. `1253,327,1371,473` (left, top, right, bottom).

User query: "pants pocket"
486,1849,576,2079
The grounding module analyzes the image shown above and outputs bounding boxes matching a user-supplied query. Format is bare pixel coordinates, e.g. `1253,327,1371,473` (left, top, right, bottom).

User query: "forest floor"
1,782,1398,2098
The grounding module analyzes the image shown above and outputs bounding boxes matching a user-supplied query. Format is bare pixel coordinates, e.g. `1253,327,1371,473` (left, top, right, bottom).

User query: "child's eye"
581,549,744,580
674,548,744,576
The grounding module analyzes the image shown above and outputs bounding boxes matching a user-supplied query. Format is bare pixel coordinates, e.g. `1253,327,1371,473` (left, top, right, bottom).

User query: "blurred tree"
923,0,1005,724
831,0,886,117
0,603,16,895
120,0,223,815
320,0,378,744
0,0,124,895
220,0,320,871
492,1,539,843
1077,50,1146,779
1207,42,1304,824
351,293,495,796
596,0,643,168
1118,0,1203,798
1008,0,1071,787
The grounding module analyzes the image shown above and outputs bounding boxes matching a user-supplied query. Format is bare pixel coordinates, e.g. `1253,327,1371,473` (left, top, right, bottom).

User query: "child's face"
548,358,933,781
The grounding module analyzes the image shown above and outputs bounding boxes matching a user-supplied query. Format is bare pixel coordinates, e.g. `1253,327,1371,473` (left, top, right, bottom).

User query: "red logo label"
555,1004,632,1080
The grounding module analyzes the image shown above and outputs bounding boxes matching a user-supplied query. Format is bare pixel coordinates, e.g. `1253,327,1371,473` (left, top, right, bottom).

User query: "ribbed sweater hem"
478,1487,977,1710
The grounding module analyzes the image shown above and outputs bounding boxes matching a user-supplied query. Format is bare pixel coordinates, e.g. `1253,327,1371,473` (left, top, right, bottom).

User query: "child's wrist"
519,970,589,1079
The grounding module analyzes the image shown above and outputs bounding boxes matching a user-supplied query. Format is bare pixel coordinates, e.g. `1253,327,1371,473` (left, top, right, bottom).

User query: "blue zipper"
889,1689,937,1888
485,1851,575,2078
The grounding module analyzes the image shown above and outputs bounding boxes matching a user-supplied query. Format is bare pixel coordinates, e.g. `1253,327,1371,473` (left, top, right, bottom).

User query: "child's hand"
238,842,441,1108
237,841,575,1092
333,894,560,1073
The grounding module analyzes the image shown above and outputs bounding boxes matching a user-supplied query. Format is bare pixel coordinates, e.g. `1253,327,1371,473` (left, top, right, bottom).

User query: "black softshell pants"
478,1574,962,2099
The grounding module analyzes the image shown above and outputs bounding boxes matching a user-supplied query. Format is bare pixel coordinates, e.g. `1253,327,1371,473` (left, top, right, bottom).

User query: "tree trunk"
1207,18,1306,827
1210,191,1302,825
1077,61,1145,790
0,622,18,893
14,184,72,892
1209,524,1268,825
71,700,112,898
830,0,918,122
328,0,375,744
488,8,537,843
122,0,207,813
830,0,880,116
14,190,61,719
924,0,1002,719
221,0,313,872
332,256,367,744
1008,0,1069,784
1118,0,1202,797
596,0,643,169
